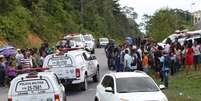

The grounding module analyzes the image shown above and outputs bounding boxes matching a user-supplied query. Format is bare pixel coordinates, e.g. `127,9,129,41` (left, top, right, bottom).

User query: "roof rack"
17,67,49,74
59,47,83,53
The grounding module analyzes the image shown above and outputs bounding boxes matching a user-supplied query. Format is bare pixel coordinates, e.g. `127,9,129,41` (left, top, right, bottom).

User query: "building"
193,10,201,24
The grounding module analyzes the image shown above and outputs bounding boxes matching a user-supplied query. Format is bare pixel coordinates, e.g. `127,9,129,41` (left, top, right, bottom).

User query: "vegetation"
164,71,201,101
0,0,140,47
142,8,193,41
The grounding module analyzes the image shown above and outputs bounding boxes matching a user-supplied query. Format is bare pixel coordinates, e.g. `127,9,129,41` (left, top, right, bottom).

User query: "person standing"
131,46,138,71
185,43,194,74
142,51,149,73
0,55,5,87
124,49,132,72
15,49,24,69
192,41,201,71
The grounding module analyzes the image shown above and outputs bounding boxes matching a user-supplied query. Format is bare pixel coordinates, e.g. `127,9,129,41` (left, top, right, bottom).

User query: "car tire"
80,76,88,91
94,97,99,101
91,49,95,54
93,68,100,82
63,93,66,101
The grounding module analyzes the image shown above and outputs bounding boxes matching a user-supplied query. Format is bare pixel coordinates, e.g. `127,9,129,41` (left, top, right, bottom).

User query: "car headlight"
120,98,129,101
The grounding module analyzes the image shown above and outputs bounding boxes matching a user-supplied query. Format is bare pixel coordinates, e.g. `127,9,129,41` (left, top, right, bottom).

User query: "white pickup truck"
43,49,100,91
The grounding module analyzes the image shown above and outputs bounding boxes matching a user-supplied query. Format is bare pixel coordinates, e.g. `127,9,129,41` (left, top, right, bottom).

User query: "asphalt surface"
0,48,109,101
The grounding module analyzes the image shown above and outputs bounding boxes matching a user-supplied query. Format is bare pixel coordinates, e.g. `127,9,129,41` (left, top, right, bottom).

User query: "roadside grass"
163,71,201,101
148,68,201,101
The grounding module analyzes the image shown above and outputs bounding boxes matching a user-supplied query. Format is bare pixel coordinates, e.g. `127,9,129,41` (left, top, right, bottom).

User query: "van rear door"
11,77,55,101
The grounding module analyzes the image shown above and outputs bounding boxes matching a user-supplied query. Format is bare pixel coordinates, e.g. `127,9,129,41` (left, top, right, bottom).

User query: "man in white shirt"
15,49,24,69
124,49,132,71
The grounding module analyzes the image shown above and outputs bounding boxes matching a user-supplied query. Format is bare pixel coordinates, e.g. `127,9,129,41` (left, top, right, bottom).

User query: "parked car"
95,71,168,101
43,49,100,91
8,71,65,101
97,38,109,48
84,34,96,54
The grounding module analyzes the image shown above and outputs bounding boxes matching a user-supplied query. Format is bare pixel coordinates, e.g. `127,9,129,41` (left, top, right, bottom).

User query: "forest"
0,0,140,47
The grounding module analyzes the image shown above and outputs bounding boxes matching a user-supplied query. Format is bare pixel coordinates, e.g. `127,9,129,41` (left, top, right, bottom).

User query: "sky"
119,0,201,24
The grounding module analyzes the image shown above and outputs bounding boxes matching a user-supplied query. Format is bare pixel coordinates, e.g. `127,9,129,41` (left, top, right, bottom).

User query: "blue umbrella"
0,45,15,52
0,48,17,57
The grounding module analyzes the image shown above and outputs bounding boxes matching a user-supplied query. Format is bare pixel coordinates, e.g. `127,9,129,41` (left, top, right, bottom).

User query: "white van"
8,71,65,101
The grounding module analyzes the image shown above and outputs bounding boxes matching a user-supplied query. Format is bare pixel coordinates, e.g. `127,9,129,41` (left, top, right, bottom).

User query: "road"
0,48,109,101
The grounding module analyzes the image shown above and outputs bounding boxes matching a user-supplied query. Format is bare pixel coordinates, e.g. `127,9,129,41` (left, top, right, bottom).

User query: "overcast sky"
119,0,201,24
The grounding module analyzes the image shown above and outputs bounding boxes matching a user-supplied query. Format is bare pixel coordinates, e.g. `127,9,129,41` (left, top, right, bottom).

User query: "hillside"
0,0,140,48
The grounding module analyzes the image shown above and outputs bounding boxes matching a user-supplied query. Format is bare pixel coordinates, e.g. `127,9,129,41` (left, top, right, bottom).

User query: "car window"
84,36,92,41
101,76,114,89
47,56,73,68
54,74,61,85
75,55,85,65
83,52,91,60
14,78,53,95
116,77,159,93
73,36,82,42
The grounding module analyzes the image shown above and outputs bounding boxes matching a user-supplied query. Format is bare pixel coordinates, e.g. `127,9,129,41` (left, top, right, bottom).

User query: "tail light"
54,94,60,101
8,96,12,101
76,68,80,77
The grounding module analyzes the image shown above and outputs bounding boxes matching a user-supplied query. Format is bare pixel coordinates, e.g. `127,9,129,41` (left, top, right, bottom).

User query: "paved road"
0,48,109,101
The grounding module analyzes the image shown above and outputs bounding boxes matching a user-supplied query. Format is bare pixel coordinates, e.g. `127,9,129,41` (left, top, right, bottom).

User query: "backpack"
131,54,137,66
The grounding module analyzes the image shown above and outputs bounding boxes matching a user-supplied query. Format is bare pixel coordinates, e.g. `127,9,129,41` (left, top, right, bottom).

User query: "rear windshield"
48,56,73,68
100,38,108,42
73,36,82,42
15,79,51,95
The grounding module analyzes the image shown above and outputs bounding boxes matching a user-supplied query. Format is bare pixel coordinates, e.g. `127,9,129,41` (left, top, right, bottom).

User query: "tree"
145,8,192,41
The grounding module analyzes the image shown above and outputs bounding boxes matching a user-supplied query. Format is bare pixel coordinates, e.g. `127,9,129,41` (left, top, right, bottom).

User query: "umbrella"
0,48,17,57
0,45,15,52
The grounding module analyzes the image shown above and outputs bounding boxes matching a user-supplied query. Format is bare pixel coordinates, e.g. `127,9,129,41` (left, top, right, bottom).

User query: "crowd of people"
0,42,54,87
105,37,201,88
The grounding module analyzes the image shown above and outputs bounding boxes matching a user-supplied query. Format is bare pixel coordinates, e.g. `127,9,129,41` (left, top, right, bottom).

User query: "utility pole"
80,0,84,32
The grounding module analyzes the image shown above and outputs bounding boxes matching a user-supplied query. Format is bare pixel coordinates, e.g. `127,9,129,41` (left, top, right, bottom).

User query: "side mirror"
105,87,114,93
159,84,166,90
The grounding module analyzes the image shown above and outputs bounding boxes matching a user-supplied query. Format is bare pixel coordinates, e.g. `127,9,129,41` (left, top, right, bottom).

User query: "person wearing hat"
0,55,5,87
15,49,24,69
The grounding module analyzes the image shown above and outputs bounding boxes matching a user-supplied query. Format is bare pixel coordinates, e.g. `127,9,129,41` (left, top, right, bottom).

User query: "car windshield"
15,79,52,95
116,77,159,93
73,36,82,42
100,38,108,42
84,36,92,41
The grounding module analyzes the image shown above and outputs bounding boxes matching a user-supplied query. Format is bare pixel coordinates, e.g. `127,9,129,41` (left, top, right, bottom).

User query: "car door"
98,75,115,101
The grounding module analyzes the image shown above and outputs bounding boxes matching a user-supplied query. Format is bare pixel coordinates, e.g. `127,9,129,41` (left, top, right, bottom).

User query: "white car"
95,71,168,101
43,49,100,91
84,34,96,54
98,38,109,48
64,34,86,48
8,71,65,101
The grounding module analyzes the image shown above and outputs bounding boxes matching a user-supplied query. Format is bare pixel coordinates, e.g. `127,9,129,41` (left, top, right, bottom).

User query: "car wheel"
94,97,99,101
91,49,95,54
93,68,100,82
80,76,88,91
63,93,66,101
